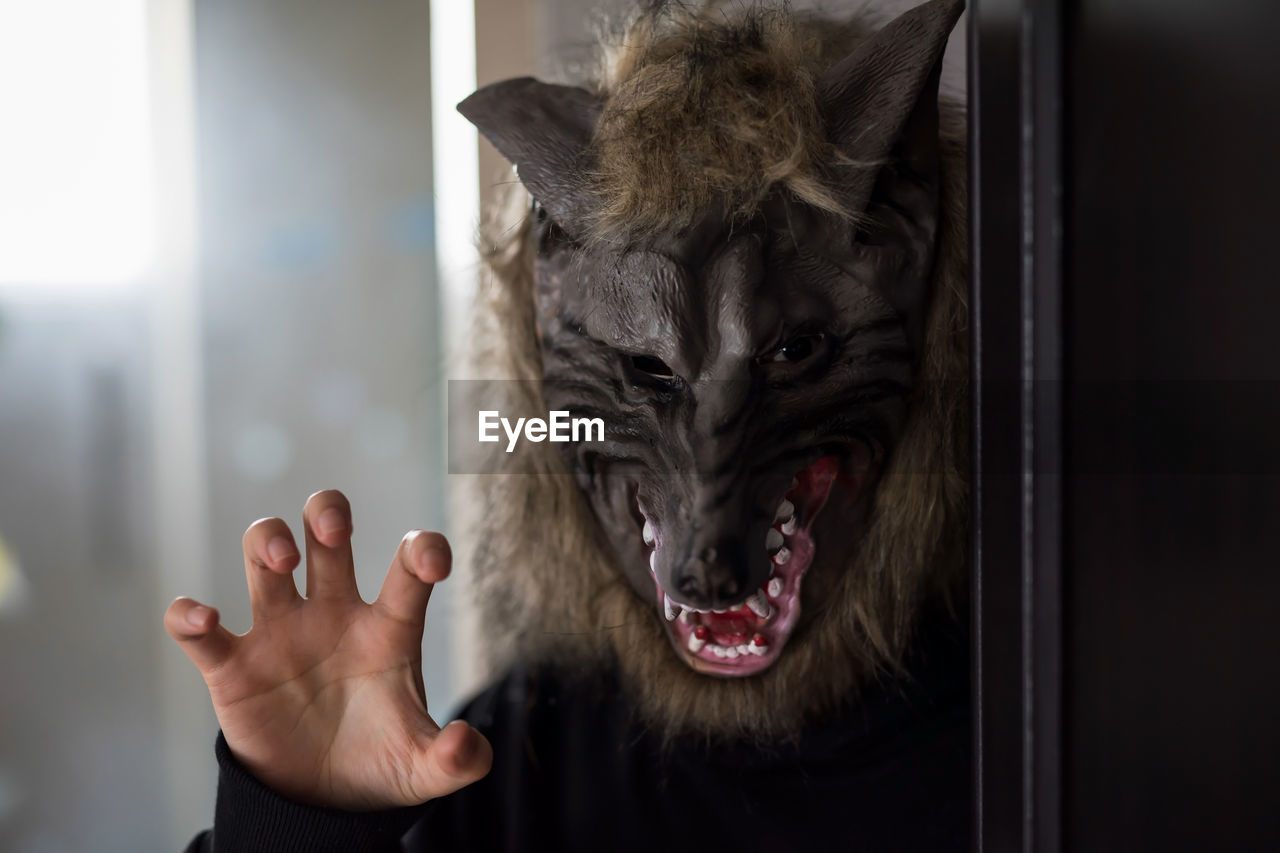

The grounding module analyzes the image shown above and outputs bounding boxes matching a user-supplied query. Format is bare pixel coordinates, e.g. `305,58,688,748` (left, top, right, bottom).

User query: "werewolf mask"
458,0,968,734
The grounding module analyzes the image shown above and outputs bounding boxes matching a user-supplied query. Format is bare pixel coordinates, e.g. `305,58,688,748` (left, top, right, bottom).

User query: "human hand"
164,489,491,810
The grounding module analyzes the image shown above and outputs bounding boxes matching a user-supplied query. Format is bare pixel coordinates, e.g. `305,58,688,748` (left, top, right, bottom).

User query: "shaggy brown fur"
463,2,968,740
586,5,873,240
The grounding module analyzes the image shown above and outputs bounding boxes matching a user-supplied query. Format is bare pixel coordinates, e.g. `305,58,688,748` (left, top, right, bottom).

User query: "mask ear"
820,0,962,350
820,0,963,213
458,77,601,235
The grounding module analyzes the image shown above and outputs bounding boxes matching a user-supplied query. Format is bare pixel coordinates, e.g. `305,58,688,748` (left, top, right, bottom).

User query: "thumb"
412,720,493,801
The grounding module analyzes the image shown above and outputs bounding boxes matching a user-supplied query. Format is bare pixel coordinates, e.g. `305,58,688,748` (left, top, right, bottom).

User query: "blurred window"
0,0,154,287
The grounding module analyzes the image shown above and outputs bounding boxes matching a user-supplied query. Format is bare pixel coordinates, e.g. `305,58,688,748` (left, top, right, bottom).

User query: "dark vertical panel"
1065,0,1280,850
971,0,1065,850
1028,3,1065,852
970,0,1018,845
970,2,1023,847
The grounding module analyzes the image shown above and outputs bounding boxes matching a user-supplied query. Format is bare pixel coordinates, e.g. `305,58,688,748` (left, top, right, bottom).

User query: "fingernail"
417,543,443,573
187,605,210,629
267,536,295,563
317,508,347,537
445,720,474,761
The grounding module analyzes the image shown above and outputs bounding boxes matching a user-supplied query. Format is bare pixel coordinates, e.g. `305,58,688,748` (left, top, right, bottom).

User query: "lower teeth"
706,641,765,658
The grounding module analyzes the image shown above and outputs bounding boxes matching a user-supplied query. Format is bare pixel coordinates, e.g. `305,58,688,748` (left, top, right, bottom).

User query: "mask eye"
762,332,825,364
631,354,676,380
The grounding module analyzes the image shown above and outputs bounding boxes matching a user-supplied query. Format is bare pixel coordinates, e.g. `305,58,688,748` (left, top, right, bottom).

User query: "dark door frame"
969,0,1066,850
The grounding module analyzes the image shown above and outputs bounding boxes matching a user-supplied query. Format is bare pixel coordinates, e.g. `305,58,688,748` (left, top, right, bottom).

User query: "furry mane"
585,4,875,241
461,2,969,740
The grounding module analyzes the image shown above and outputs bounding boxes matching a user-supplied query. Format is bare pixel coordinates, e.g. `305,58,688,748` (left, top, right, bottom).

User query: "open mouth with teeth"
641,456,841,677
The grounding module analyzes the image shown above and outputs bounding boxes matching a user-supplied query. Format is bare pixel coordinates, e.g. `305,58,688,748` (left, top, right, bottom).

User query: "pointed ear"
458,77,601,234
821,0,963,212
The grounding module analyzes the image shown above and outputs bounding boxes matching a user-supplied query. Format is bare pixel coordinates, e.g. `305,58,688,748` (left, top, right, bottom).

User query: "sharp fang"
765,529,783,551
780,517,797,536
773,546,791,565
775,500,794,522
664,595,678,621
649,551,656,573
642,519,654,546
767,577,784,598
688,632,706,653
746,591,771,618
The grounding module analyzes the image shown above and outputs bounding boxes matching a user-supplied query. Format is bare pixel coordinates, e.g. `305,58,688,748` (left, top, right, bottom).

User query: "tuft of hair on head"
584,2,879,244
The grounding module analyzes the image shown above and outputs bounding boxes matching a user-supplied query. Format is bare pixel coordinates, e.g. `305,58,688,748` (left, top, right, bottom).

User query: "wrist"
211,732,425,852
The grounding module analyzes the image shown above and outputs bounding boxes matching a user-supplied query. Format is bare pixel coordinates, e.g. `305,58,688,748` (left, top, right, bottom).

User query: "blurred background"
0,0,962,850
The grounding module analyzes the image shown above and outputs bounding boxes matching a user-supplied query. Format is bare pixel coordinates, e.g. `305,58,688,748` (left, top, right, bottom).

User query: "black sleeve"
181,732,431,853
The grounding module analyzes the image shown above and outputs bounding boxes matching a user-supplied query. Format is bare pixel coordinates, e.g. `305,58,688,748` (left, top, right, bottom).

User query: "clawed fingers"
243,517,302,618
375,530,451,627
302,489,358,600
164,596,236,675
164,494,485,809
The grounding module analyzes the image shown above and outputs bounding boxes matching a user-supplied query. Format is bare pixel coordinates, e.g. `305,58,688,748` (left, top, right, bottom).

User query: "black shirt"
185,620,969,852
